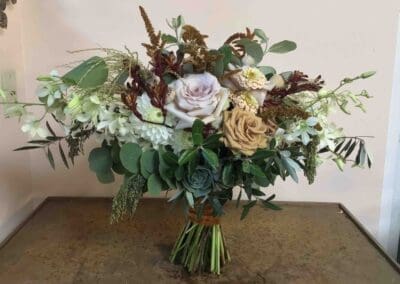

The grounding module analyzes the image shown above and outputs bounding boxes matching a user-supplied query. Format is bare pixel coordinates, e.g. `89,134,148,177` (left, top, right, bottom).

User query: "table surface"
0,198,399,283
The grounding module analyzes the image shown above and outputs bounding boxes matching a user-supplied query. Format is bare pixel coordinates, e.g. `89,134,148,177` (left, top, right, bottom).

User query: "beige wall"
0,4,36,242
1,0,399,244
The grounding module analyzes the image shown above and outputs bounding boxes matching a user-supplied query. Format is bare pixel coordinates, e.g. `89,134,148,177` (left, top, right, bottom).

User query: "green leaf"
254,174,270,187
175,165,185,181
268,40,297,54
88,147,112,173
140,150,156,178
147,174,163,196
262,200,282,211
58,143,69,169
62,56,108,89
120,143,142,174
46,121,56,137
282,157,298,183
251,149,275,160
47,148,55,170
258,66,276,77
192,119,204,146
242,160,251,174
115,69,129,87
236,189,242,208
218,45,233,67
162,151,179,166
236,39,264,64
14,146,43,151
254,28,268,43
202,148,219,170
203,133,223,148
241,200,257,220
178,148,198,166
222,163,234,186
249,164,266,178
161,34,177,43
27,139,50,145
96,169,115,184
112,162,126,175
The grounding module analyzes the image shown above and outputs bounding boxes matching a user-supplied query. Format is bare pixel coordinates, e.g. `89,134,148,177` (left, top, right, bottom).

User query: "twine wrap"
188,204,220,226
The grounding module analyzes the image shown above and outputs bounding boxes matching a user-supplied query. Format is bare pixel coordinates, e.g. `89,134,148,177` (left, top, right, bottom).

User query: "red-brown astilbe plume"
264,71,325,107
224,27,255,58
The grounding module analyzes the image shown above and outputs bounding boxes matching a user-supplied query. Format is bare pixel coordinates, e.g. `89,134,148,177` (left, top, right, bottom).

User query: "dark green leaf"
161,34,177,43
251,149,275,160
192,119,204,146
236,189,242,208
120,143,142,174
222,163,234,186
162,151,179,166
203,133,223,148
268,40,297,54
14,146,43,151
175,165,184,181
46,121,56,137
241,200,257,220
96,169,115,184
58,143,69,169
282,157,298,183
88,147,113,173
262,200,282,210
254,174,270,187
140,150,156,178
202,148,219,170
147,174,163,196
62,56,109,89
47,148,55,170
344,141,358,159
249,164,266,178
178,148,198,166
218,45,233,67
242,160,251,173
27,140,50,145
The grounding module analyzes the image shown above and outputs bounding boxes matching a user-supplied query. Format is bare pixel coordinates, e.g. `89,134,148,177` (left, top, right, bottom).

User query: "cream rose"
165,72,229,129
223,107,268,156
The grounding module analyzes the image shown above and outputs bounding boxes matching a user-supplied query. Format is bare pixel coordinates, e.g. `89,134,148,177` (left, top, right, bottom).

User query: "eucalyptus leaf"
147,174,163,196
236,38,264,64
268,40,297,54
88,147,113,173
96,169,115,184
120,143,142,174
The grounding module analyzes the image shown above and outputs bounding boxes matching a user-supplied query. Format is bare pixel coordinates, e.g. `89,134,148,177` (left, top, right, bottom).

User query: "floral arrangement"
0,6,374,274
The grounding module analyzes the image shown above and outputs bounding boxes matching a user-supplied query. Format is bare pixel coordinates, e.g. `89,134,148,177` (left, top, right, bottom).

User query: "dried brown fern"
139,6,161,47
182,25,208,46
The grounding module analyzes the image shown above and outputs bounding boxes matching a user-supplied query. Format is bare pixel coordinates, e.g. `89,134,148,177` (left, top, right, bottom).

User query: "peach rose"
223,107,268,156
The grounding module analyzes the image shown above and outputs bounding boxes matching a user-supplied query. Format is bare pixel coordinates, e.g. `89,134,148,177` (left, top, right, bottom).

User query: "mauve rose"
165,72,229,129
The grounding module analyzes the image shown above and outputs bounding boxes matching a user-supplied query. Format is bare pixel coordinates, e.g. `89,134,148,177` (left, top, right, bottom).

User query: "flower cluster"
1,6,374,221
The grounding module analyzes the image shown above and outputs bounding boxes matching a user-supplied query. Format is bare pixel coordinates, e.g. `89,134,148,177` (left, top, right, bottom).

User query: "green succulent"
183,166,214,198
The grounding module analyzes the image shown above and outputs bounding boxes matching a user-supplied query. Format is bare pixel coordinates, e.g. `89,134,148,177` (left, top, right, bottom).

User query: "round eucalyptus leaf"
96,169,115,184
88,147,113,173
120,143,142,174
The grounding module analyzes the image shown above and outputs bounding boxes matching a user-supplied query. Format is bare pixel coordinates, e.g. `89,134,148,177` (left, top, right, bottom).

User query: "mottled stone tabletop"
0,198,399,283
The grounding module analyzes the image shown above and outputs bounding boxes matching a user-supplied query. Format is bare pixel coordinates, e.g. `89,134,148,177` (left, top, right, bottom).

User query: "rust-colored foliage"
224,28,255,58
264,71,324,106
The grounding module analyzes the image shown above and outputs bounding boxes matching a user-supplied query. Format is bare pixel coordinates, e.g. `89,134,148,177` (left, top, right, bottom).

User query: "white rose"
165,72,229,129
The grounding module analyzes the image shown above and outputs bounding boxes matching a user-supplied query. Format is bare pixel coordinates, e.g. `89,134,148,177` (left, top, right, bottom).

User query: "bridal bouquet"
1,6,374,274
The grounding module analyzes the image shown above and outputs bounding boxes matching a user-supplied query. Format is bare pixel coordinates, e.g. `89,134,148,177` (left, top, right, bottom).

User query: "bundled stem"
170,205,230,274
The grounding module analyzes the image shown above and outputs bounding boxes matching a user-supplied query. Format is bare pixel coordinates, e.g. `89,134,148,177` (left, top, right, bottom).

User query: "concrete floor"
0,198,399,283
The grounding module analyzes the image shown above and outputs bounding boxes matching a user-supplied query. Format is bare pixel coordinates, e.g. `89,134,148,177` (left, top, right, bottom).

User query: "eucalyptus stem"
0,101,45,106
